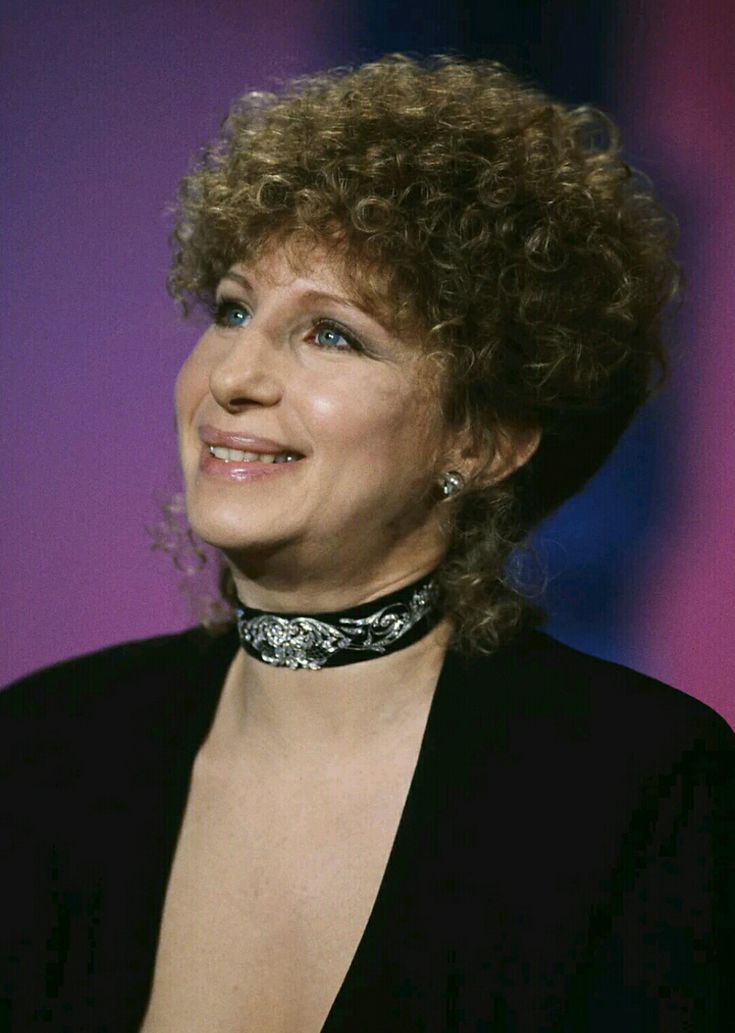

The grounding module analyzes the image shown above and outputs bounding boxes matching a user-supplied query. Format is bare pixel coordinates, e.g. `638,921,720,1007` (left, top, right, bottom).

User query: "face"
175,245,456,603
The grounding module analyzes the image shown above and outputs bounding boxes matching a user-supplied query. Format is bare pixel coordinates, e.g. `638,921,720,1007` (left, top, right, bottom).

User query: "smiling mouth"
208,445,302,465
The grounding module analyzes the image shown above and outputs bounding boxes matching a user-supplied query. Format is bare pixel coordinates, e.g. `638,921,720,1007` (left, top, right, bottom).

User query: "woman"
1,55,732,1033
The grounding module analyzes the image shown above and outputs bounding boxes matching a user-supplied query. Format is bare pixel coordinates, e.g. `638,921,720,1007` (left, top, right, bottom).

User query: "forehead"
226,234,424,339
225,244,362,305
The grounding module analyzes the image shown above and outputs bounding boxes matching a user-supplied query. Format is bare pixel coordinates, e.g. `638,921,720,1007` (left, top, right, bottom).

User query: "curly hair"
165,53,678,654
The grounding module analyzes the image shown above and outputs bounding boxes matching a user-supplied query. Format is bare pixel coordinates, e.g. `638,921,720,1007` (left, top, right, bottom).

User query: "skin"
174,241,464,743
175,242,538,751
140,245,540,1031
177,248,454,603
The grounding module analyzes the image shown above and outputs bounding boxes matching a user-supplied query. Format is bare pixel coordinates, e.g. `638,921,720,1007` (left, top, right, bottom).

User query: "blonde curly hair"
165,54,678,654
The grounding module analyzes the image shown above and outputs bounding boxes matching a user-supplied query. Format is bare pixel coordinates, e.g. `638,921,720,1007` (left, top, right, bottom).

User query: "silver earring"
440,470,464,498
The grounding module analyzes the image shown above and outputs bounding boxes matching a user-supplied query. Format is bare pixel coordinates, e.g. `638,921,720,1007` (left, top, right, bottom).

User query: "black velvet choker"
235,572,440,670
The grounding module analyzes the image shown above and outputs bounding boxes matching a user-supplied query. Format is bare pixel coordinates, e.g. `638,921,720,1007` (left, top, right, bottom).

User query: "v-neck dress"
1,626,733,1032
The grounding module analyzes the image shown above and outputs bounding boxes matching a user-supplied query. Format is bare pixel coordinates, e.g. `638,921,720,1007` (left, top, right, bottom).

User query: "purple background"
2,1,733,727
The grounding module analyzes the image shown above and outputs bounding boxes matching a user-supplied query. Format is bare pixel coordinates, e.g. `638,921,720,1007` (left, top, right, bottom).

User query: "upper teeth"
209,446,298,464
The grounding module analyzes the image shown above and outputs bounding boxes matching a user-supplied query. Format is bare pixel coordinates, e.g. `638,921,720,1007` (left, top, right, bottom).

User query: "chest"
139,745,421,1033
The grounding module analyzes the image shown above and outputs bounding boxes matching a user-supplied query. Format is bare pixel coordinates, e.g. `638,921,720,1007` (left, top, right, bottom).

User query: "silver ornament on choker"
235,573,440,670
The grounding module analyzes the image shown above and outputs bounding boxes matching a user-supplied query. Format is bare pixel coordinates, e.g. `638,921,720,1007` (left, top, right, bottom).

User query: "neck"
234,569,440,671
207,619,452,765
226,531,446,614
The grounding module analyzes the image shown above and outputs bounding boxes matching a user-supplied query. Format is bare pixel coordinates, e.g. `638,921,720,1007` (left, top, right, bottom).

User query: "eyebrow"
219,271,253,291
219,271,377,322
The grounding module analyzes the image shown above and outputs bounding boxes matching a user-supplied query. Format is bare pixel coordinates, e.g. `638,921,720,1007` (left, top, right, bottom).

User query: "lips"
208,445,299,464
198,423,305,460
196,423,305,480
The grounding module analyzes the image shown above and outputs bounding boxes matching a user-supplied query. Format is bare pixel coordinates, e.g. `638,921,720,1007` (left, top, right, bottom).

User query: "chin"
189,517,288,556
184,494,287,554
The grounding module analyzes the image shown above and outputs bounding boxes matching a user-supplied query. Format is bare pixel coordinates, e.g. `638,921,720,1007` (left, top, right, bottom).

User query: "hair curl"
165,54,678,654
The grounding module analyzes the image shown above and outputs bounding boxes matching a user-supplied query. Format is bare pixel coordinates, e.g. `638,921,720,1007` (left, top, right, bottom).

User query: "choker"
235,573,440,670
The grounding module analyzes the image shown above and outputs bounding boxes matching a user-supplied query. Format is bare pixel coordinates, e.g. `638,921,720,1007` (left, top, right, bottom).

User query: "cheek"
308,379,440,473
310,382,398,440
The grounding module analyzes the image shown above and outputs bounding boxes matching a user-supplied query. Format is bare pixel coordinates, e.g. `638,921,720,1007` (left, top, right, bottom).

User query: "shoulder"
448,630,734,770
0,625,238,800
543,630,730,735
0,624,235,722
437,633,734,875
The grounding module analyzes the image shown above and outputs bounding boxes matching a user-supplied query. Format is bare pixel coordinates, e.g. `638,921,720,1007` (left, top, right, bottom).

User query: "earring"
440,470,464,498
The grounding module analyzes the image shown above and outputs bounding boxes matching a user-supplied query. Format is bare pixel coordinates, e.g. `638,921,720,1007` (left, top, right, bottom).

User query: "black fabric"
235,570,440,668
1,626,733,1032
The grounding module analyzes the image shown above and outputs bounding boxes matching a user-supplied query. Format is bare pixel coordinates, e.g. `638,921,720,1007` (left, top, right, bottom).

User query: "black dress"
1,626,733,1032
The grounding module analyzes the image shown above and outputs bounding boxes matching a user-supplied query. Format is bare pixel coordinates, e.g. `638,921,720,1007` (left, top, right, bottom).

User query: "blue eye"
312,321,362,352
213,298,250,328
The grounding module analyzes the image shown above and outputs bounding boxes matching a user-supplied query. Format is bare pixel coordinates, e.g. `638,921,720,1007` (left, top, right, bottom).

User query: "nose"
208,324,283,413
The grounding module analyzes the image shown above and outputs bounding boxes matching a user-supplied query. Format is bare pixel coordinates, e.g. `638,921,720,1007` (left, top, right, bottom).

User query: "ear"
457,424,541,488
